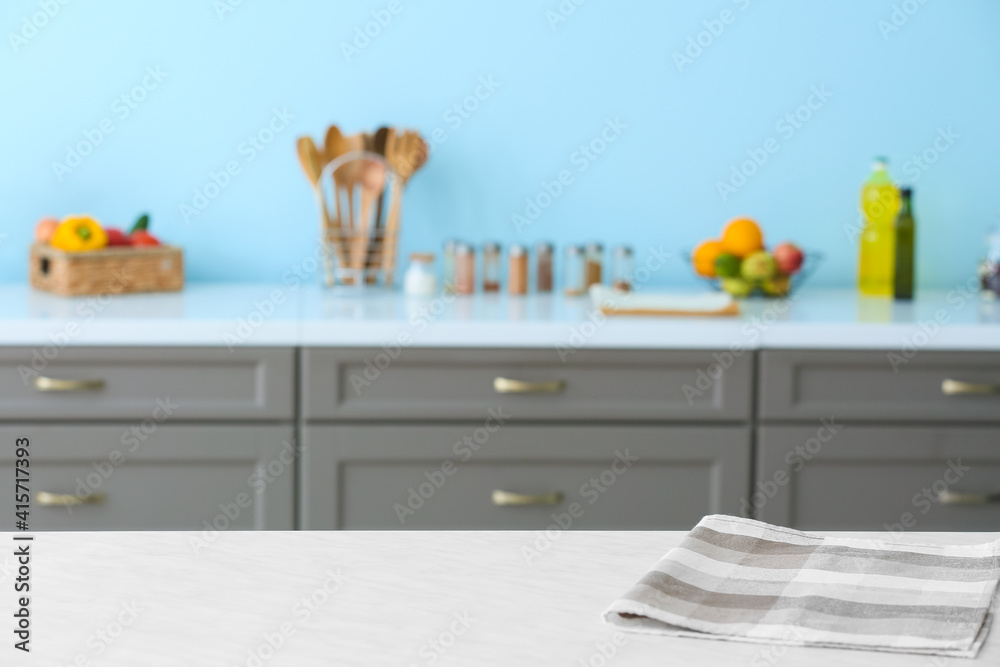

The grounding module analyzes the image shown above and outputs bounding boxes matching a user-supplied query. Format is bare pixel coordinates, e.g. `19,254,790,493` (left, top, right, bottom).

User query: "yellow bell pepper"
50,216,108,252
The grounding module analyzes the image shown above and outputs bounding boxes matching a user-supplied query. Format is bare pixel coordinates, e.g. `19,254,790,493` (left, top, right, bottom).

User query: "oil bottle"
858,157,901,296
893,187,915,300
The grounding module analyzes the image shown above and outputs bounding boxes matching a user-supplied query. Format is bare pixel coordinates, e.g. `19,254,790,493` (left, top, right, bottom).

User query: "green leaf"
130,213,150,234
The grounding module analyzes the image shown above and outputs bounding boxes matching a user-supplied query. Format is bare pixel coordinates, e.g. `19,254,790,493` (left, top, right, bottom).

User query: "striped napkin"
603,515,1000,658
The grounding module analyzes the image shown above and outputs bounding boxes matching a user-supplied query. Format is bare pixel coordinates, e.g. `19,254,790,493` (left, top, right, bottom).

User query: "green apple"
721,277,752,298
741,251,776,281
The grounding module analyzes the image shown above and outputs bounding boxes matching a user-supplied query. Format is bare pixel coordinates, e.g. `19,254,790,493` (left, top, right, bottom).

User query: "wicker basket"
29,243,184,296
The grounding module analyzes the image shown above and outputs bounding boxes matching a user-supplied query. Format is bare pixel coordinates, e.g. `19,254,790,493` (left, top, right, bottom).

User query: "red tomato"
105,228,131,246
130,230,161,246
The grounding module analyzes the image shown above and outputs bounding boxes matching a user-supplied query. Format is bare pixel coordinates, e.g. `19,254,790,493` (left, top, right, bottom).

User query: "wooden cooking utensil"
322,125,350,268
365,127,392,282
382,130,428,282
296,136,335,287
335,133,367,281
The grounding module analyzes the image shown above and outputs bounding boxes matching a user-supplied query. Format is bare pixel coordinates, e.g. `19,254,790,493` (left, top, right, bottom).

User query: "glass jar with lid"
536,242,554,293
585,243,603,287
404,253,437,297
612,245,633,291
483,242,501,292
564,245,586,297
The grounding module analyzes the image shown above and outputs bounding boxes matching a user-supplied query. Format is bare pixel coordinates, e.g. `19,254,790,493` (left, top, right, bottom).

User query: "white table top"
4,530,998,666
1,283,1000,349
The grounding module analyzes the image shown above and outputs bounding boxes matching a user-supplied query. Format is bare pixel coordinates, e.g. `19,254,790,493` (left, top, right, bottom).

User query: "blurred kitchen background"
1,0,998,287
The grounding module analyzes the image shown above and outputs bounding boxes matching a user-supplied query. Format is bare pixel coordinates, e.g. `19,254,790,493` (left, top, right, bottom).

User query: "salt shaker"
404,253,437,297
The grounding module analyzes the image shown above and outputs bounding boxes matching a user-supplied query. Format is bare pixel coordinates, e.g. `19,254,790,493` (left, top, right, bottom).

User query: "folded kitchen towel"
603,515,1000,658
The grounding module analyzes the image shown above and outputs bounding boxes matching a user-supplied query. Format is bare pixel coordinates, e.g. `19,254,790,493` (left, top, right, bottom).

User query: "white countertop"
1,283,1000,349
6,530,998,666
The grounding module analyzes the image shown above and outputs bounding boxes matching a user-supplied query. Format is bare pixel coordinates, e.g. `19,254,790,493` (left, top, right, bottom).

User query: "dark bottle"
893,187,915,300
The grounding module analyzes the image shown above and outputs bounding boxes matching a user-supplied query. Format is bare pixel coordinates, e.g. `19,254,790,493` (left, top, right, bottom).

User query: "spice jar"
442,239,457,293
454,243,475,295
980,227,1000,299
535,242,553,293
483,242,501,292
404,253,437,297
585,243,603,287
508,244,528,295
612,245,633,292
564,245,586,297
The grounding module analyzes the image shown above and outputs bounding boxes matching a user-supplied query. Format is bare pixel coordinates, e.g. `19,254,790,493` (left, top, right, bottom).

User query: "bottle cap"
509,244,526,256
535,242,553,254
899,187,913,197
613,245,633,257
483,242,501,253
565,245,584,256
585,242,604,253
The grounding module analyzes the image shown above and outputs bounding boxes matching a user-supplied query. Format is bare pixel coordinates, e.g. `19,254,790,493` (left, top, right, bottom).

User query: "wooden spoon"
382,131,429,281
296,136,335,287
322,126,350,268
336,133,367,281
365,127,392,282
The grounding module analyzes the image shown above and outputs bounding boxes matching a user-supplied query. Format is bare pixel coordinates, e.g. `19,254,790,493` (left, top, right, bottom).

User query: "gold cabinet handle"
493,377,566,394
33,376,105,392
938,491,1000,505
491,490,563,506
36,491,106,507
942,379,1000,395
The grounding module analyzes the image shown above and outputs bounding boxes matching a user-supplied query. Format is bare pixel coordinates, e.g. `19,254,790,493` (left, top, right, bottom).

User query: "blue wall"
2,0,998,288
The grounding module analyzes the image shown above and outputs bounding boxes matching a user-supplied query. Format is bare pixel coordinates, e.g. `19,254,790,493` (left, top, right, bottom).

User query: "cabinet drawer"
0,425,294,530
756,425,1000,531
302,348,752,422
0,347,294,421
301,425,750,529
760,350,1000,422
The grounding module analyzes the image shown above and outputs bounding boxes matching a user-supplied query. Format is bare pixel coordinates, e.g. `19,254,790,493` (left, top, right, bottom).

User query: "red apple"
773,242,804,274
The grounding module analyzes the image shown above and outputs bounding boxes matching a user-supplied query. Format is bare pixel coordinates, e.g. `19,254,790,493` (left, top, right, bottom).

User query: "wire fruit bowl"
682,250,823,298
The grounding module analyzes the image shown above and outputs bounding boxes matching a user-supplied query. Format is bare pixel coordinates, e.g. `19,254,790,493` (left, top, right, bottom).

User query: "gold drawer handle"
33,376,105,392
938,491,1000,505
493,377,566,394
36,491,106,507
942,379,1000,395
491,490,563,506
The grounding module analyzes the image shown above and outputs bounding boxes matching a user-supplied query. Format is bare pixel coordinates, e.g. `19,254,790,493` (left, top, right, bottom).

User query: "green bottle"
894,187,915,300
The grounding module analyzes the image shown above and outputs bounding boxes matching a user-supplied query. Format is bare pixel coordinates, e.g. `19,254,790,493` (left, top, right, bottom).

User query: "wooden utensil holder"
29,243,184,296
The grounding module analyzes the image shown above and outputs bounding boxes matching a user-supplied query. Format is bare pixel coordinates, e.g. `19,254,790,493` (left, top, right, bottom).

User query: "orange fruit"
721,218,764,257
692,239,724,278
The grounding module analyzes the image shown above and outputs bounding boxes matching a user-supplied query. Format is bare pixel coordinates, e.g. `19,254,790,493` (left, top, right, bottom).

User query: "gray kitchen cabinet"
756,425,1000,531
0,425,294,531
300,424,751,530
302,348,752,422
0,347,294,421
759,349,1000,423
